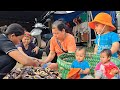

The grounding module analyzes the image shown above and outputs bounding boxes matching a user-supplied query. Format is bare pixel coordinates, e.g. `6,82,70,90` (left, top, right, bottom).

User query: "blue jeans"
0,55,17,79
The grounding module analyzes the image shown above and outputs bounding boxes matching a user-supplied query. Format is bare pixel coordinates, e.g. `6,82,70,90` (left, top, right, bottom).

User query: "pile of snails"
4,66,62,79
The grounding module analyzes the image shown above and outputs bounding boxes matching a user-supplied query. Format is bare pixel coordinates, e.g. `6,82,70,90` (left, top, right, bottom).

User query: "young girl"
88,12,119,58
67,46,91,79
94,49,119,79
17,31,43,59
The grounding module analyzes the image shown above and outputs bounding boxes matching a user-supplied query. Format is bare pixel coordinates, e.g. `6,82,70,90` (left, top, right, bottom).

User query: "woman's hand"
32,60,41,67
33,46,39,54
40,61,46,67
31,57,43,66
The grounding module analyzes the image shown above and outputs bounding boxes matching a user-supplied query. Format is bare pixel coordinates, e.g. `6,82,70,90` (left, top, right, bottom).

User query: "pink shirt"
95,61,118,76
95,61,116,71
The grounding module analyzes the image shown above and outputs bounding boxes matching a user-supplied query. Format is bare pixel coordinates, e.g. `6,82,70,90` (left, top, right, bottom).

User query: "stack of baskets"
57,53,120,79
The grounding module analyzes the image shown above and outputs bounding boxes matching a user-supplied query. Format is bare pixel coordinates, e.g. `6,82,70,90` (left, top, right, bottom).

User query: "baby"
94,49,119,79
67,46,92,79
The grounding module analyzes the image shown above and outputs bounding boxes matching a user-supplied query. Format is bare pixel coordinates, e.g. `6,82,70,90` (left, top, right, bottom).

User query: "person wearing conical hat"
88,12,119,58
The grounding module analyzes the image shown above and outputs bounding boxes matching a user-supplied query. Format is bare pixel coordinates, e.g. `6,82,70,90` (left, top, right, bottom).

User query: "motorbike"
30,17,52,55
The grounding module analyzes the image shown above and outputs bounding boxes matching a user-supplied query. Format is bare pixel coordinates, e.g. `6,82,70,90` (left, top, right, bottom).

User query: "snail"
49,75,56,79
57,76,61,79
33,75,42,79
3,74,11,79
34,71,40,75
45,67,51,73
35,68,41,72
15,74,22,79
39,71,48,77
16,68,21,72
11,73,19,78
22,74,32,79
14,71,24,79
4,66,62,79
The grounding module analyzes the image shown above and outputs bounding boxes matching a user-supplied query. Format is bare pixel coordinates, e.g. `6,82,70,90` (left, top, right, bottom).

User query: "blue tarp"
53,11,85,22
53,11,116,24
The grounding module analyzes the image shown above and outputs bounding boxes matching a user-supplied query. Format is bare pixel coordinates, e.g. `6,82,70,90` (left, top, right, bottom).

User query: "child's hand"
80,69,83,74
110,68,118,75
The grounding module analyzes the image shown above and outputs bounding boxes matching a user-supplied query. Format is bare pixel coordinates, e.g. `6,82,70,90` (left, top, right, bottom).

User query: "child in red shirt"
95,49,119,79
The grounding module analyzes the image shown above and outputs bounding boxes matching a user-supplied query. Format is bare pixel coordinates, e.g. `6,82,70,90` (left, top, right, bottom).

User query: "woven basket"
57,53,120,79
